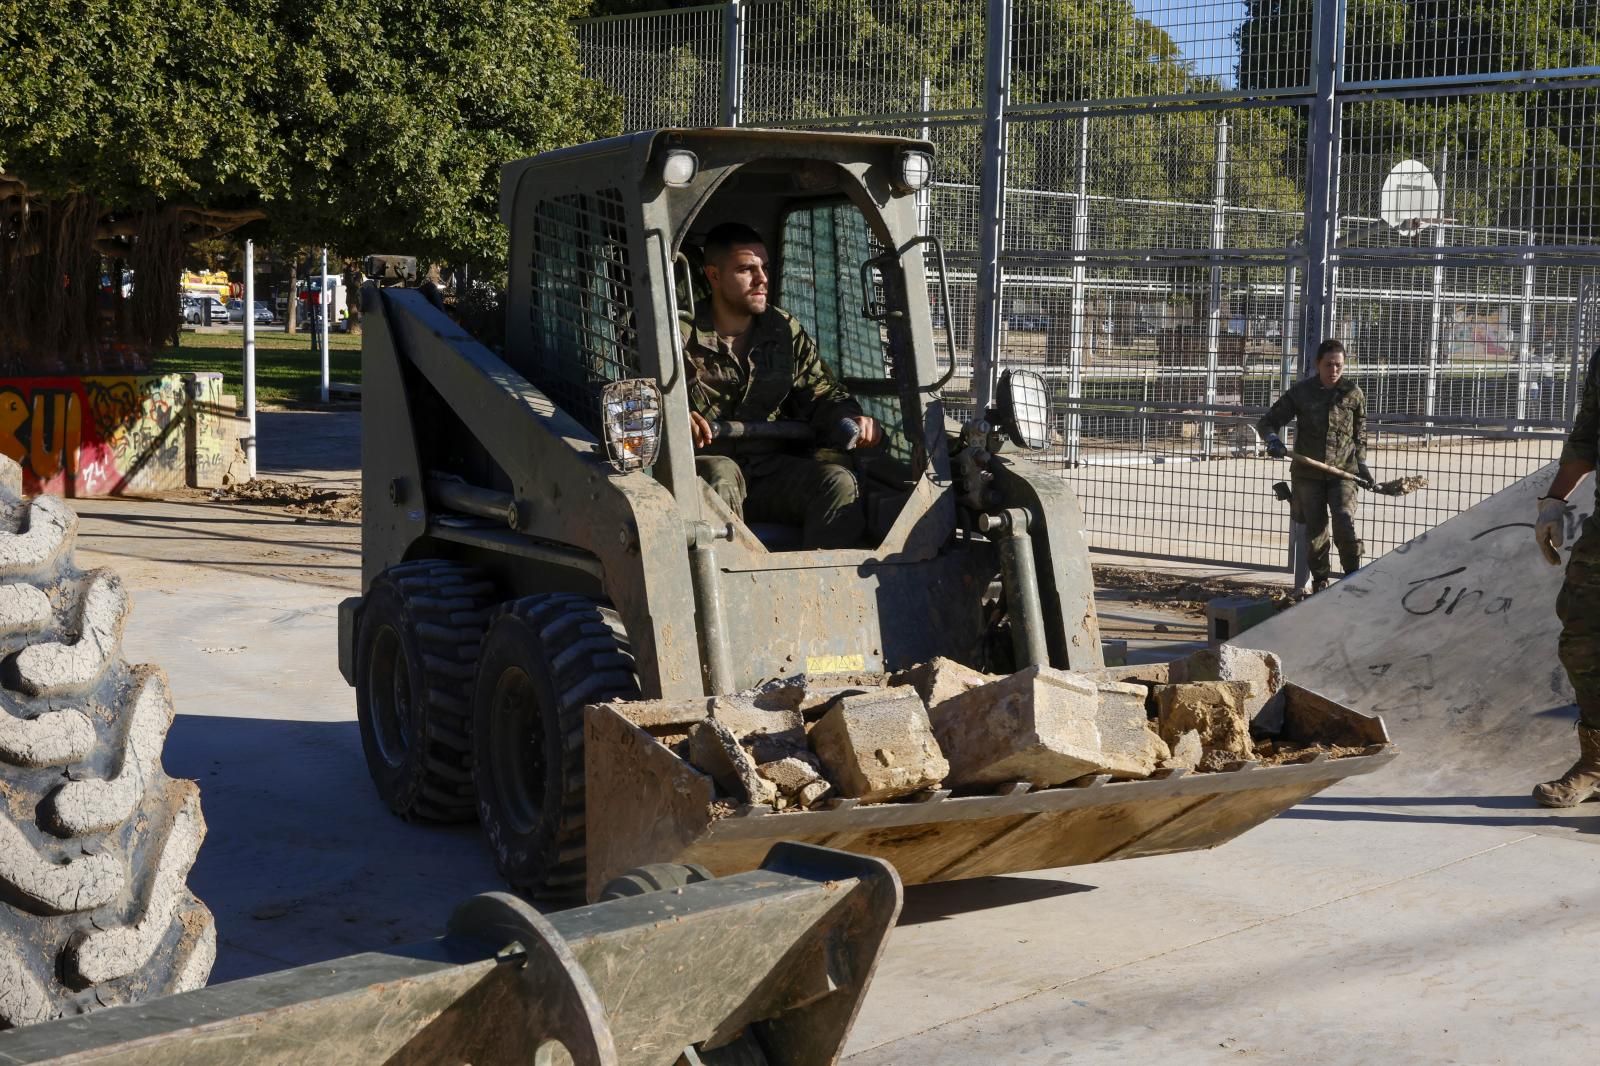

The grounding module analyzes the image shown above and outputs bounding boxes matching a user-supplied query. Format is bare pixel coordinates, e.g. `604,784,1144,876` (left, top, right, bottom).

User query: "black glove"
1357,461,1375,489
1265,434,1287,459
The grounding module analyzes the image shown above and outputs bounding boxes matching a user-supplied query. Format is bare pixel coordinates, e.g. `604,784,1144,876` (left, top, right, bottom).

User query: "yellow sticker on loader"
805,653,866,675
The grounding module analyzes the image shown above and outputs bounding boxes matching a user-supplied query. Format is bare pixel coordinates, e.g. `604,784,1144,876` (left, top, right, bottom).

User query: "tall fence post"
1425,157,1449,431
917,77,932,238
720,0,745,128
1515,228,1536,427
971,0,1010,419
242,240,257,479
1066,108,1089,465
1300,0,1344,374
1203,116,1230,460
319,247,331,405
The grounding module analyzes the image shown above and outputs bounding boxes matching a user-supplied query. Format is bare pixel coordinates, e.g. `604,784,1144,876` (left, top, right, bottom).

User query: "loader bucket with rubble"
584,654,1394,900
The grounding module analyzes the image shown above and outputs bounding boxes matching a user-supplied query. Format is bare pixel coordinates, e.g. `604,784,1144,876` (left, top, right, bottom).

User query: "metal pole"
720,0,745,128
320,247,331,404
243,240,258,479
1574,277,1595,428
971,0,1010,419
1203,116,1230,460
917,77,932,238
1425,151,1449,432
1280,263,1298,393
1515,228,1535,426
1066,109,1089,465
1300,0,1344,374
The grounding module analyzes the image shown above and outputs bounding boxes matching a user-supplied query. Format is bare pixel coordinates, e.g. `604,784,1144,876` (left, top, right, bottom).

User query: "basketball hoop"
1381,160,1443,236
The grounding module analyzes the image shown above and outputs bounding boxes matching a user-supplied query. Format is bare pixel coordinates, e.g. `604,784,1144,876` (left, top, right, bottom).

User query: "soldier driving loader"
684,222,882,549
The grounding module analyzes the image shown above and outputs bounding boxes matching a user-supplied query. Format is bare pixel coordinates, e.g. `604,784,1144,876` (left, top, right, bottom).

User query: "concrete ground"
64,409,1600,1062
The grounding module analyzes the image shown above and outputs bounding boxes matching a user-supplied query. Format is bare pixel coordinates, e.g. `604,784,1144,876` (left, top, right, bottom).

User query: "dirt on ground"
1094,565,1296,615
209,479,362,521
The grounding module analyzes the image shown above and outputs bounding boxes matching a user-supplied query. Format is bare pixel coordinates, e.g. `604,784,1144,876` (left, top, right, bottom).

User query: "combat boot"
1311,577,1329,594
1533,726,1600,807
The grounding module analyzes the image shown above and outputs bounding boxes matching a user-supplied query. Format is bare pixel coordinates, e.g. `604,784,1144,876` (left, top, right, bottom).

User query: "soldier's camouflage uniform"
1557,349,1600,729
1257,376,1367,581
682,306,865,549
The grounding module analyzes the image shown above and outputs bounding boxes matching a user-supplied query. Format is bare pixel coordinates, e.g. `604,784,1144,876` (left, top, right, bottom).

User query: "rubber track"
493,595,638,898
383,560,496,822
0,480,214,1029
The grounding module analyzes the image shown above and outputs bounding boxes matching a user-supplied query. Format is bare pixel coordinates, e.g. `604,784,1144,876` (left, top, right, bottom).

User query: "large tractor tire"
0,470,214,1029
471,594,639,902
354,561,497,822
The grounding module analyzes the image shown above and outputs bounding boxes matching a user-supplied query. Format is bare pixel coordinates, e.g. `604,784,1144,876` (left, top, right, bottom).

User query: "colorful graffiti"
0,373,231,496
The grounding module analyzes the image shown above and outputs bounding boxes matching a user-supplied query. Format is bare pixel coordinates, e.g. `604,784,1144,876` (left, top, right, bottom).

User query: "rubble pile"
609,645,1359,813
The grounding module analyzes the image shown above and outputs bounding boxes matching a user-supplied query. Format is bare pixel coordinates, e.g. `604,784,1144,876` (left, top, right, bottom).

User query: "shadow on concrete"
898,876,1096,926
166,714,501,983
258,409,360,474
1282,794,1600,833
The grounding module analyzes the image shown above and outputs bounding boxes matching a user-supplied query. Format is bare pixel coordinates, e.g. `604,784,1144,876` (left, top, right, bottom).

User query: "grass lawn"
149,329,362,405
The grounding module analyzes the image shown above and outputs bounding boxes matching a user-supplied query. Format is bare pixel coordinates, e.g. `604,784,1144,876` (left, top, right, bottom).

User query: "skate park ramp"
1237,462,1598,835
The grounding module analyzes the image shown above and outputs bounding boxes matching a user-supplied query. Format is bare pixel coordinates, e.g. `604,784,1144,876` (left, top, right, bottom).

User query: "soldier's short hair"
1317,338,1347,362
702,222,767,266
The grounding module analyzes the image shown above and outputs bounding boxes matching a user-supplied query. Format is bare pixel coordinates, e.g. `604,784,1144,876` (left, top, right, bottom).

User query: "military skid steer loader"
338,128,1393,903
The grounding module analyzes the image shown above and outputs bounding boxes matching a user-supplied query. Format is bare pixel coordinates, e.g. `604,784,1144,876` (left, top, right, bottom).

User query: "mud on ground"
1094,565,1295,616
209,479,362,521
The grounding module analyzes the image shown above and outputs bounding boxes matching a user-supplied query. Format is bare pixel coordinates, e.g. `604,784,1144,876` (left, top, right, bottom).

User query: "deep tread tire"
0,471,214,1030
471,595,639,902
354,561,496,822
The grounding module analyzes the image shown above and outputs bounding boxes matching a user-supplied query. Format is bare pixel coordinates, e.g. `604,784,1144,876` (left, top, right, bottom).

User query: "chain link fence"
576,0,1600,571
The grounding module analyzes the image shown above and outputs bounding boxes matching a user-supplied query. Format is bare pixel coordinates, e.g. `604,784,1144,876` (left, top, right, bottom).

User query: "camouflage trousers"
696,451,864,549
1557,518,1600,728
1291,475,1362,580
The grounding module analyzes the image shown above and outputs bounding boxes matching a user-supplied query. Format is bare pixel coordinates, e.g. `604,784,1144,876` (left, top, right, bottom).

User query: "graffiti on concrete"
0,373,228,496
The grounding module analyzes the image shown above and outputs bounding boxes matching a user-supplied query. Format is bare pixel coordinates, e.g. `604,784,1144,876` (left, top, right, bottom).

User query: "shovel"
1274,452,1428,497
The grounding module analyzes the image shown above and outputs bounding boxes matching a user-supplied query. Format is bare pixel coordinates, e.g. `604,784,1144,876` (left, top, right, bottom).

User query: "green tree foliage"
0,0,618,369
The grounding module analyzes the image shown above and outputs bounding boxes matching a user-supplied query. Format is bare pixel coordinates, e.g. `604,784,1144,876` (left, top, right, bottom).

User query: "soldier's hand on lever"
1535,496,1569,567
689,411,714,450
852,415,881,448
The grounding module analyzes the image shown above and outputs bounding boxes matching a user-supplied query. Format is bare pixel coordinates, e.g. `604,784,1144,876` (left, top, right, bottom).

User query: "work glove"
1356,462,1375,490
828,416,863,451
1535,496,1569,567
1264,434,1287,459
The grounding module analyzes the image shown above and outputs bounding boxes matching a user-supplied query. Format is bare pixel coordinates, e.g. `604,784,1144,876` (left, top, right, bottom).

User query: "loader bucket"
585,683,1394,900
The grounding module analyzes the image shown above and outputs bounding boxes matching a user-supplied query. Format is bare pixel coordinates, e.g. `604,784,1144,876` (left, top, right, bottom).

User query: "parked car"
182,295,229,325
228,299,276,324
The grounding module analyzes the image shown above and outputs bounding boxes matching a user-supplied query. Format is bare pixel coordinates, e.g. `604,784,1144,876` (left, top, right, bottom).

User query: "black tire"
598,863,714,902
355,561,496,822
471,595,639,902
0,472,213,1029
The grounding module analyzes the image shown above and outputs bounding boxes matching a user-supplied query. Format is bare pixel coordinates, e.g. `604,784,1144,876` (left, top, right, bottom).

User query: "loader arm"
362,287,704,698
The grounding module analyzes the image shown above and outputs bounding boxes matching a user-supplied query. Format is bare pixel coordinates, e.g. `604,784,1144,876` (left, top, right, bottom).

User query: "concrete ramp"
1238,462,1597,811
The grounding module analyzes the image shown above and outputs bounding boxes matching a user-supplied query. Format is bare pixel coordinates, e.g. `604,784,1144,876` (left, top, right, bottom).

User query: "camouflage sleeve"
785,320,862,428
1562,348,1600,466
1256,386,1297,440
1353,386,1367,463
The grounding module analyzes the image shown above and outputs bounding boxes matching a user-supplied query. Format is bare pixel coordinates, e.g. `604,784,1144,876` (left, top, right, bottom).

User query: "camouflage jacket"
1257,376,1367,477
681,306,859,454
1562,347,1600,467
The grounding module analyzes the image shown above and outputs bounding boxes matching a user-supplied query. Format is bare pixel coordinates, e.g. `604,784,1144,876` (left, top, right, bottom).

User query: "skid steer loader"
337,127,1393,902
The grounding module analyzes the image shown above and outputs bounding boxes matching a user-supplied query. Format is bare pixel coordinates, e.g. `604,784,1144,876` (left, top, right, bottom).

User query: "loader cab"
651,134,948,553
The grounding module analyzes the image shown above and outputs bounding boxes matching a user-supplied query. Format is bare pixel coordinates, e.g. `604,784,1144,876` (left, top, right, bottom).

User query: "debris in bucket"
608,643,1365,812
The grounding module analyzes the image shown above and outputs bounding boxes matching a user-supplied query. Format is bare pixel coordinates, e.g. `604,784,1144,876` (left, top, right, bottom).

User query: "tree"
0,0,618,372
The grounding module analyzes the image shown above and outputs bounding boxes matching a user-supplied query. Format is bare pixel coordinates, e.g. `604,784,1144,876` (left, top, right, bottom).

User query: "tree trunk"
286,253,298,334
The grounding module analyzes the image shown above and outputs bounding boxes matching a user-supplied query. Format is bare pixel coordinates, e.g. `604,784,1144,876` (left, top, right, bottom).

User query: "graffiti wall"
0,373,234,496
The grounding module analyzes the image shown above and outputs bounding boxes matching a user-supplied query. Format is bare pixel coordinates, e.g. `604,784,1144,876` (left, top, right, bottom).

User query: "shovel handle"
1290,453,1362,483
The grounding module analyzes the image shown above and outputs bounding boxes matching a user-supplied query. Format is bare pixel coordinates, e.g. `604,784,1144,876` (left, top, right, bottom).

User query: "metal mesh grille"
528,189,640,435
576,5,724,129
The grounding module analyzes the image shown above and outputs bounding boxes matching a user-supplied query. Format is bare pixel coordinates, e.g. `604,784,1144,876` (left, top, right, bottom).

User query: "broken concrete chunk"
1161,729,1203,771
1091,662,1171,687
1094,681,1170,777
796,779,833,807
687,720,776,806
808,688,948,802
929,665,1145,788
1155,682,1255,759
604,697,715,730
1175,645,1287,733
891,657,996,716
708,697,807,763
756,754,825,795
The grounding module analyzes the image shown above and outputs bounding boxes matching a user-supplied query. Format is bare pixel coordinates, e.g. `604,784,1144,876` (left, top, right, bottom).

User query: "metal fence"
576,0,1600,571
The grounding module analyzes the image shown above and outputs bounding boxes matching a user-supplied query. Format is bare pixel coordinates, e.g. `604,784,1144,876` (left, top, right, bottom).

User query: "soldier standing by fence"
1532,345,1600,807
1258,338,1375,594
